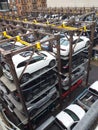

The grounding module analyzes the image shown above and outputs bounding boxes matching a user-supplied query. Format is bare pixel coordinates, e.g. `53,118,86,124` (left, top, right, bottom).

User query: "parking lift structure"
0,11,96,130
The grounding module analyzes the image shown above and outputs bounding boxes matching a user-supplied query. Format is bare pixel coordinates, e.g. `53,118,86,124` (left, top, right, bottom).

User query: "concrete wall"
47,0,98,7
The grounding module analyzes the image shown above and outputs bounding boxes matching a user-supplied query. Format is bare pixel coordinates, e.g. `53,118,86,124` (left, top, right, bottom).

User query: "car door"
26,55,46,74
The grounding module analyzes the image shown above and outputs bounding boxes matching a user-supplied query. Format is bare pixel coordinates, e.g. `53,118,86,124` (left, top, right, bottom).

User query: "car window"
64,109,79,121
70,122,78,130
33,56,44,61
60,38,69,46
29,56,44,64
17,61,27,68
73,38,83,44
20,51,32,57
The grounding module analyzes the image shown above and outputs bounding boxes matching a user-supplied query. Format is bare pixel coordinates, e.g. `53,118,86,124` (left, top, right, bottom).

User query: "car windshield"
0,42,21,50
60,38,69,46
64,109,79,121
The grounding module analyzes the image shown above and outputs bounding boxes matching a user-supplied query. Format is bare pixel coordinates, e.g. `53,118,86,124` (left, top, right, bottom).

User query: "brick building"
13,0,47,16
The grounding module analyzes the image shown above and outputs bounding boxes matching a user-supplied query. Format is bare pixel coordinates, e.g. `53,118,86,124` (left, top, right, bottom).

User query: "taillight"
63,65,69,69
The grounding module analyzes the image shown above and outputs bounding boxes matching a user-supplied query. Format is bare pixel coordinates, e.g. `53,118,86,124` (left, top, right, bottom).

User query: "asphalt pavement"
89,61,98,84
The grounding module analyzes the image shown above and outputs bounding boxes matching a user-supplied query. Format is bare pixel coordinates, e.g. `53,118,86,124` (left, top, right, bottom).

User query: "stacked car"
40,32,89,97
36,81,98,130
0,12,95,130
0,31,59,129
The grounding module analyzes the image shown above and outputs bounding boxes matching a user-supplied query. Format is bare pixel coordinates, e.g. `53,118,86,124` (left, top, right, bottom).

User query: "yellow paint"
33,19,37,23
16,18,19,20
24,18,27,22
3,31,12,39
36,42,42,50
83,26,87,32
16,36,31,46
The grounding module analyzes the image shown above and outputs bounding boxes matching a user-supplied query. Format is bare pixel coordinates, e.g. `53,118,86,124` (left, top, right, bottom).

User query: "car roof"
56,104,85,129
12,51,40,66
67,104,85,120
61,35,89,41
89,81,98,92
56,111,74,129
12,51,53,66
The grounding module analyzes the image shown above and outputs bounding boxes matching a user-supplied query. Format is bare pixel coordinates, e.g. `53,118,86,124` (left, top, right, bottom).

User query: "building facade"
47,0,98,7
0,0,47,16
12,0,46,16
15,0,33,16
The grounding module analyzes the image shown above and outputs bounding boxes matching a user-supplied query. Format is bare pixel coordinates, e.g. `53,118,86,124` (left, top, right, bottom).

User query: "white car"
2,51,56,83
61,66,85,90
56,104,85,130
53,35,90,57
36,104,85,130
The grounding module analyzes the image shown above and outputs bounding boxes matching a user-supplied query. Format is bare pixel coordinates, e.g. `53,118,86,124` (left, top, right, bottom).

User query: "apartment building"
14,0,47,16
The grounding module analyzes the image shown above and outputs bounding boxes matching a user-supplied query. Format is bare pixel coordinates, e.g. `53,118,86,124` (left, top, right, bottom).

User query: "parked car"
62,79,83,98
0,41,24,51
22,87,58,115
61,66,85,90
53,35,90,57
0,81,9,95
12,70,58,102
36,104,85,130
76,81,98,111
59,52,87,73
2,51,56,83
56,104,85,130
25,30,35,43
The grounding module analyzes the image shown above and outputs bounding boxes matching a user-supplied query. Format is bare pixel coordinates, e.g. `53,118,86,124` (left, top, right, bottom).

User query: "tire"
49,60,56,68
20,73,30,83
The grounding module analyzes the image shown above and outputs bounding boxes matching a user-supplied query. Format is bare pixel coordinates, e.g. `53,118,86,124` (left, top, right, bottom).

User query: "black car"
12,70,58,102
60,52,87,74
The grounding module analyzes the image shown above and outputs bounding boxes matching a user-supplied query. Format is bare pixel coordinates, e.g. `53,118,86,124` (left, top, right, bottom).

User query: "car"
62,79,83,98
0,41,24,51
22,87,58,115
59,52,87,73
0,81,9,95
53,35,90,57
40,35,51,51
61,66,85,90
2,51,56,83
25,30,35,43
40,33,65,51
56,104,85,130
74,81,98,112
12,70,58,102
36,103,85,130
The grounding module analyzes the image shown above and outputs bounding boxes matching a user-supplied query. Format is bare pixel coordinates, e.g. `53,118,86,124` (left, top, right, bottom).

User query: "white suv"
2,51,56,83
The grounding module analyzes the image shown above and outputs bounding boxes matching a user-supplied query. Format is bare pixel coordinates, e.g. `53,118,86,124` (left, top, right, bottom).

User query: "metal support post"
86,22,95,86
4,53,33,130
68,31,74,91
55,34,62,108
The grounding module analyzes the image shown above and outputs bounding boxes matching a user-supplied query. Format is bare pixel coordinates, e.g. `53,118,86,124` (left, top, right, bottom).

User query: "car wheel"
20,73,30,83
49,60,56,68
